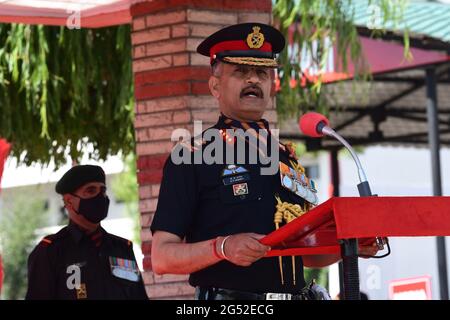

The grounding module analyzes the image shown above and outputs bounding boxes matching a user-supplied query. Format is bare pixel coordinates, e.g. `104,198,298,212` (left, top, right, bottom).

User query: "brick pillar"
131,0,274,299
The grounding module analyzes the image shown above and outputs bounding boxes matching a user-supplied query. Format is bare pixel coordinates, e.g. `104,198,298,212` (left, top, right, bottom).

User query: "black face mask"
72,192,110,223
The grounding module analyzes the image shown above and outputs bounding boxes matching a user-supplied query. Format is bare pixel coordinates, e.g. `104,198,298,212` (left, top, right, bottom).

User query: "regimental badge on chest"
109,257,140,282
221,164,251,198
279,161,318,205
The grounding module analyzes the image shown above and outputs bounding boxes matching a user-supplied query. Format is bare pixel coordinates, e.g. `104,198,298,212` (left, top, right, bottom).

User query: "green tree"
273,0,409,118
0,24,134,167
0,2,409,166
0,194,48,299
111,154,140,245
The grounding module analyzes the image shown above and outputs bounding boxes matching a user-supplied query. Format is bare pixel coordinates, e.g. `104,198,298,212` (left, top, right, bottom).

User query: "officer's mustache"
240,85,263,99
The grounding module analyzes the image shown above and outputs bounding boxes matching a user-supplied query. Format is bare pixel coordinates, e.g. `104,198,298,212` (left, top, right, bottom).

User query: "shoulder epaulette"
109,233,133,247
38,235,56,247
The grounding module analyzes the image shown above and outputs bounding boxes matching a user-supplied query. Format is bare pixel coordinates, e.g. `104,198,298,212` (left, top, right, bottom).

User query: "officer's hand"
359,242,379,258
222,233,270,267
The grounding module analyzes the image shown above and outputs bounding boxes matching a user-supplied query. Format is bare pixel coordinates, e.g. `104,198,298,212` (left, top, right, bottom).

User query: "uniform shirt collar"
217,113,270,131
68,221,105,245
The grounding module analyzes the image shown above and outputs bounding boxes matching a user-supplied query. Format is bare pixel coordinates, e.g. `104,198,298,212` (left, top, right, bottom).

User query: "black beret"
55,165,106,195
197,22,285,67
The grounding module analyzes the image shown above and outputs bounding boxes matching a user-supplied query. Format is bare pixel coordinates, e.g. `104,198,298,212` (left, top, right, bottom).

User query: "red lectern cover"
260,196,450,257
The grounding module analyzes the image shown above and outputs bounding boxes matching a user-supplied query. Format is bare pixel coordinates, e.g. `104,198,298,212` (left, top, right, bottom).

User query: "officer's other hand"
359,242,379,258
223,233,270,267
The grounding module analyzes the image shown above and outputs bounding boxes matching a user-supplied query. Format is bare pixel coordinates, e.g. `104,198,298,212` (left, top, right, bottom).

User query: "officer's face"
73,182,107,200
209,62,273,121
63,182,107,229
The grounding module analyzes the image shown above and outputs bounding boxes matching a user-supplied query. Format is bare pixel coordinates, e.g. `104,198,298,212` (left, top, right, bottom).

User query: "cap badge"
246,26,265,49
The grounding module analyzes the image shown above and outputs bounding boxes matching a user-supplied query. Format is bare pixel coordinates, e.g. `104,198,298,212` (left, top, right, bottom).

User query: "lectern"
260,196,450,299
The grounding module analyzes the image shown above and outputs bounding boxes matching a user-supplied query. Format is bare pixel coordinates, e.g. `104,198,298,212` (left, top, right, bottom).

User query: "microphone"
299,112,369,191
299,112,387,251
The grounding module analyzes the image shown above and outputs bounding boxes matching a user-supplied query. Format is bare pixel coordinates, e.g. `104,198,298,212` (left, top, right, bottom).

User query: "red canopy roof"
0,0,132,28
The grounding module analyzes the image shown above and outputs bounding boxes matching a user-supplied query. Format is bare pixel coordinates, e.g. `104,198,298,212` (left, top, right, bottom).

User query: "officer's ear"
62,194,74,211
209,75,220,99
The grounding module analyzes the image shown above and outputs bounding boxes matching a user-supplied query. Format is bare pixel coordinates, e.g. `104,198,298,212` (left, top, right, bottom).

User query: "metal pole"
330,149,345,298
425,67,448,300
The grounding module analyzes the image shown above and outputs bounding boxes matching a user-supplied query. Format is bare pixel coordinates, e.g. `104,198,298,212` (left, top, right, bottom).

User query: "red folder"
260,196,450,257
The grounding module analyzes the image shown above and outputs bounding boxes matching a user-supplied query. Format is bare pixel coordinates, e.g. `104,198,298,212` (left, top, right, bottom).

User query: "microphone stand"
320,124,382,300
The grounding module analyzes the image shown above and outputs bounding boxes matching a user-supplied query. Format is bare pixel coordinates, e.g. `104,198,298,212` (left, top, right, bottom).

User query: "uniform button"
258,197,262,200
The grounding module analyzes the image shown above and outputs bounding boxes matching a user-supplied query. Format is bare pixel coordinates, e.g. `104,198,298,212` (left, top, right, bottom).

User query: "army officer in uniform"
150,23,377,300
26,165,148,300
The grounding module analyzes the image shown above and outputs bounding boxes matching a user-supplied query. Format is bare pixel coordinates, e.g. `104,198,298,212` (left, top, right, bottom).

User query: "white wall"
326,145,450,300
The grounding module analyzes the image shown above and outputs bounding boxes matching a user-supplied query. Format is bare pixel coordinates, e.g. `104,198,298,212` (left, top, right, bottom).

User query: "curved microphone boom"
299,112,387,252
299,112,370,194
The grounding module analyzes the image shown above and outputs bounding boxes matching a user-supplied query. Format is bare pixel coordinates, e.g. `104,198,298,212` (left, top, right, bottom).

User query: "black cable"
358,241,391,259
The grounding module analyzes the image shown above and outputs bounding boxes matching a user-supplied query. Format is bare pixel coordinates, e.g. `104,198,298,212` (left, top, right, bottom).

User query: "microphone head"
299,112,330,137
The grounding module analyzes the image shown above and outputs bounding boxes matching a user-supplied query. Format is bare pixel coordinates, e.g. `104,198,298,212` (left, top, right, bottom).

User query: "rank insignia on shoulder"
232,183,249,196
76,283,87,299
39,237,53,247
221,164,248,177
109,257,140,282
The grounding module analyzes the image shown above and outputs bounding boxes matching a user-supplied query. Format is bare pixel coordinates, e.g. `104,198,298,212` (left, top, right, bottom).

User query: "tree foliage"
0,24,134,167
273,0,408,119
111,154,140,245
0,194,48,299
0,1,409,165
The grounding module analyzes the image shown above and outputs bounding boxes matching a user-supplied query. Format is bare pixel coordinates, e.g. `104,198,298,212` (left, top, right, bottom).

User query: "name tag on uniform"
109,257,140,282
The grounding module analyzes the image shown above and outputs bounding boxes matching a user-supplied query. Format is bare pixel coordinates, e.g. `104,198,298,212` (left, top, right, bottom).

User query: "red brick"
151,184,161,197
189,23,224,37
141,228,153,242
143,256,153,271
224,0,271,12
238,12,271,24
191,108,221,122
142,271,155,285
137,168,165,184
187,8,237,25
140,212,154,228
145,38,186,57
142,241,152,255
139,199,158,213
132,26,171,45
137,154,168,170
186,38,203,52
173,53,189,66
188,95,218,109
135,96,188,114
171,24,189,38
136,141,175,157
135,110,191,128
135,81,190,100
139,186,152,200
191,81,209,95
146,10,187,27
133,44,146,59
190,52,210,66
135,66,210,86
154,274,189,284
133,55,172,73
132,16,146,31
147,281,195,299
136,124,193,142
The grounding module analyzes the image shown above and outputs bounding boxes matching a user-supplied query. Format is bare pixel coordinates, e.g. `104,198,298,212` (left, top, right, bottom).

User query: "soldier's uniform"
26,165,148,300
152,117,318,299
151,23,319,300
26,223,147,300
